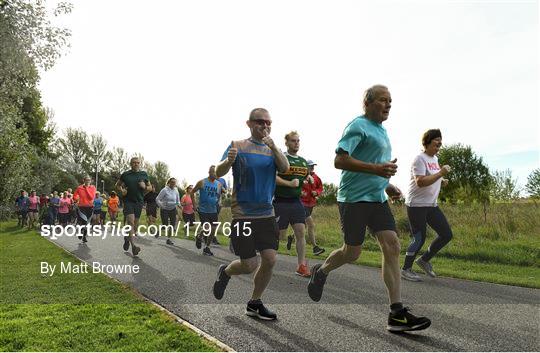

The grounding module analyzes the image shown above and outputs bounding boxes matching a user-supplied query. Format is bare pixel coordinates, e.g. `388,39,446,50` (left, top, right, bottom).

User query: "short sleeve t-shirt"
28,196,39,210
120,170,149,202
405,153,442,207
58,198,72,214
16,196,29,210
336,115,392,203
181,194,194,214
108,196,119,211
221,139,277,219
93,197,103,211
198,179,221,214
275,153,308,199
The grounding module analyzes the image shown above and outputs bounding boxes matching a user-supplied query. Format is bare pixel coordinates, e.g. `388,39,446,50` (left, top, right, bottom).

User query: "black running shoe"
387,307,431,332
246,300,277,321
195,235,202,249
286,234,294,250
123,236,130,251
82,235,88,243
166,239,174,245
308,263,327,302
213,264,230,300
313,246,326,256
203,246,214,256
132,246,141,257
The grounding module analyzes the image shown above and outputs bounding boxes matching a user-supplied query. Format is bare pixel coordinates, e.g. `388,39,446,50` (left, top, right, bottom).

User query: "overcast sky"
39,0,539,191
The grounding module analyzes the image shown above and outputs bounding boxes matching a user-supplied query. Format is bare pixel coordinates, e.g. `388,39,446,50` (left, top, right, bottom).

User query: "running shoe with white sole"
295,263,311,277
401,268,422,282
245,300,277,321
203,246,214,256
387,307,431,332
313,245,325,256
415,258,436,277
166,239,174,245
132,246,141,256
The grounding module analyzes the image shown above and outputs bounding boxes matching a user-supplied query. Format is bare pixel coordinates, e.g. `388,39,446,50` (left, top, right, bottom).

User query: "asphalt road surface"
48,229,539,352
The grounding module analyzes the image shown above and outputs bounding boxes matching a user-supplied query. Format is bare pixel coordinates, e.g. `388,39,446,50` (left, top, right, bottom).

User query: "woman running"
92,192,103,226
156,178,181,245
27,191,39,230
401,129,453,281
108,191,120,222
181,185,195,228
58,192,72,227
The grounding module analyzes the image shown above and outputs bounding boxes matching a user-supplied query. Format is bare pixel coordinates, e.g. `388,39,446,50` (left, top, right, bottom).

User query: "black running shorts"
338,201,396,246
230,217,279,259
123,200,144,218
274,197,306,230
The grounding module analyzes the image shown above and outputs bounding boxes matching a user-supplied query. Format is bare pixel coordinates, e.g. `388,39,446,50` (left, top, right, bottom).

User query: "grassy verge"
0,221,218,352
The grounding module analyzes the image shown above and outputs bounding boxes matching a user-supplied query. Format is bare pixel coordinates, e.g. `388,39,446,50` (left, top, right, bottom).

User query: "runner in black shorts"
144,185,158,229
116,157,152,256
274,130,311,277
307,85,431,332
212,108,290,321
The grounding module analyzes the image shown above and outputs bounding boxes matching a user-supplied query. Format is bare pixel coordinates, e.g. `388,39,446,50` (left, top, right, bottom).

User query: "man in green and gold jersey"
274,131,311,277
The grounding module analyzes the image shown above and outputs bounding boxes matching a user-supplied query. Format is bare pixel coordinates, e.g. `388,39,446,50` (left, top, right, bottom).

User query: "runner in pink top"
27,191,39,230
58,193,72,227
181,185,195,227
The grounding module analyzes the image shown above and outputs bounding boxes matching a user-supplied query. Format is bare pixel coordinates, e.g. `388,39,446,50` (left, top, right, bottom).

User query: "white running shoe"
401,268,422,282
416,258,436,277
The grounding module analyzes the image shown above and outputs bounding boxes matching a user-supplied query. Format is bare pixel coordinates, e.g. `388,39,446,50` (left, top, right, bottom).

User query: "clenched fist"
440,165,451,176
375,158,398,178
290,179,300,188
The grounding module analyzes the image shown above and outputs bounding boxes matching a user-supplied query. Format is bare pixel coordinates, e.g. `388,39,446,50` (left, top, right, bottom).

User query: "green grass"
212,203,540,288
0,222,218,352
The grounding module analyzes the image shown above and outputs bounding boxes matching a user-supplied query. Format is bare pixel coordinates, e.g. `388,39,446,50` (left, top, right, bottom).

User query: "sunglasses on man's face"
251,119,272,127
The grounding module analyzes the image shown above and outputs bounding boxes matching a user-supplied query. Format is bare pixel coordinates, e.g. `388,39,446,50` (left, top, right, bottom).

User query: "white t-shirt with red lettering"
405,152,441,207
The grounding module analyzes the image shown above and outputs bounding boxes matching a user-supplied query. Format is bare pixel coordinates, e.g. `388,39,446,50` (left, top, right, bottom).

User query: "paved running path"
49,230,539,352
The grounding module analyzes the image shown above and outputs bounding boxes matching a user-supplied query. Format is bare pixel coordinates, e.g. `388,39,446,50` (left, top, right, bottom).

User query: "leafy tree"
108,147,130,179
0,0,71,219
153,161,170,188
490,169,521,201
87,133,111,183
318,183,338,205
526,168,540,200
56,128,90,178
438,144,491,204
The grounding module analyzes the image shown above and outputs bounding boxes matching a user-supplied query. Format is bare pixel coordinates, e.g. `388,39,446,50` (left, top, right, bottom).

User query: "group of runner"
212,85,454,332
16,84,455,333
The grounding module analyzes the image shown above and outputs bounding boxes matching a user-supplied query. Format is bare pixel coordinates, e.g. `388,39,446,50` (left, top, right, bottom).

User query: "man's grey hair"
363,84,388,110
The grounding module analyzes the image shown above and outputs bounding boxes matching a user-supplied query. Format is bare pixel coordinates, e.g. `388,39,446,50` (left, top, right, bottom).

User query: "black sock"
248,299,262,306
390,302,404,314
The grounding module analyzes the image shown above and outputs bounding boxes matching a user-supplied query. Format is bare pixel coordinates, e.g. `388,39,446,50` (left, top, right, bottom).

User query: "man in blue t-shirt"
191,165,222,256
15,190,29,228
211,108,289,321
307,85,432,333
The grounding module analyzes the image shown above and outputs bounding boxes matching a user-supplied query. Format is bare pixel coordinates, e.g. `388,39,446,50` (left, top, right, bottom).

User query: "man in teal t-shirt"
307,85,432,333
115,156,152,256
274,130,311,277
